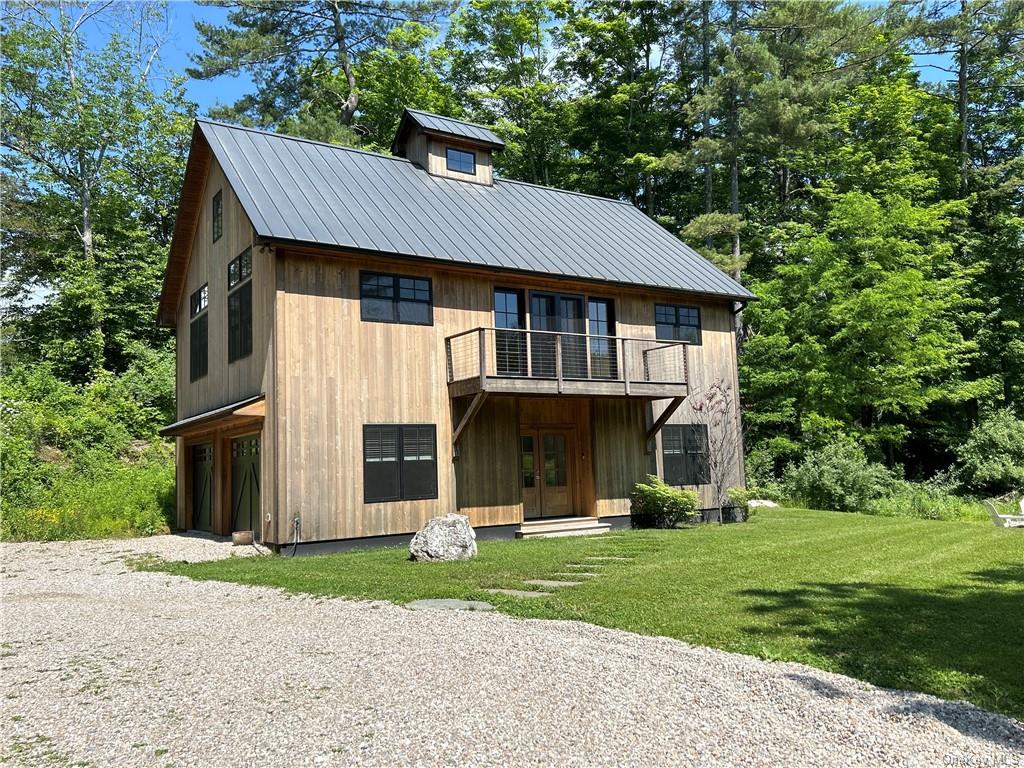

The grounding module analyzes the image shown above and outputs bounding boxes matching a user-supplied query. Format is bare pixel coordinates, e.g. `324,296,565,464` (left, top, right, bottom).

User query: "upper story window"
189,284,209,382
212,190,223,243
445,147,476,175
360,271,432,326
228,248,253,362
655,303,701,345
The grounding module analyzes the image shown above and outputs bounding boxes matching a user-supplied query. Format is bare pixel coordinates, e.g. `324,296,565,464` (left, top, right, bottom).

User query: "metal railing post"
555,333,563,393
478,328,487,389
445,336,453,383
623,340,631,395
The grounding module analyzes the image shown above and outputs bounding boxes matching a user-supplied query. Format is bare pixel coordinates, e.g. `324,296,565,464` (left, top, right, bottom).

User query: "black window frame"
227,247,253,363
494,287,528,376
363,424,438,503
655,303,702,345
661,424,710,486
189,283,209,382
212,190,223,243
359,271,433,326
445,146,476,175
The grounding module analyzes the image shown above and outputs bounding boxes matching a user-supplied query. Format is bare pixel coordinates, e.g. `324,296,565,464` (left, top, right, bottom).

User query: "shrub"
868,475,986,522
630,475,699,528
956,409,1024,496
0,363,175,541
783,441,894,512
744,449,786,502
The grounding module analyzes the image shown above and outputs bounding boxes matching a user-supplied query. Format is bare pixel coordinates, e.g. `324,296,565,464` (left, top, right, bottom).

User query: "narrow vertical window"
227,248,253,362
587,298,617,379
494,288,527,376
189,284,209,381
212,190,223,243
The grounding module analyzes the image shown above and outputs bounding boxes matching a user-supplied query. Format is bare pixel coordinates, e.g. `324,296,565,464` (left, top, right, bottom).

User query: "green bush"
956,409,1024,496
868,475,986,522
630,475,699,528
744,449,786,502
0,363,175,541
783,441,894,512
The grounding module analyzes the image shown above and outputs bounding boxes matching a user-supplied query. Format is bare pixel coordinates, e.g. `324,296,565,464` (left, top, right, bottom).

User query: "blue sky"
150,0,950,118
160,2,251,116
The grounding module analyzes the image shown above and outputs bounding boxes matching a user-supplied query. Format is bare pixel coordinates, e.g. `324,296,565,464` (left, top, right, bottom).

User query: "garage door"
192,443,214,532
231,435,261,540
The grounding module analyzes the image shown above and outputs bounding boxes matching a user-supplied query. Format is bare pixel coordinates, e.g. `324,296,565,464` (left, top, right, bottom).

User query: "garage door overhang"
159,395,266,439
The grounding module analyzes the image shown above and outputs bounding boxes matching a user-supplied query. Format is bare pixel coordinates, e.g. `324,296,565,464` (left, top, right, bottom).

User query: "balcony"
445,327,689,400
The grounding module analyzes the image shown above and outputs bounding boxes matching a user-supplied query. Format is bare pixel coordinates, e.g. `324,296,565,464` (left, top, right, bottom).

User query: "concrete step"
516,523,611,539
518,516,603,533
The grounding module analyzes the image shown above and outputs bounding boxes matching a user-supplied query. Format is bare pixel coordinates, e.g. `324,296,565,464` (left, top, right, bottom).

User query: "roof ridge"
495,176,634,206
197,118,413,165
199,118,633,208
404,107,497,133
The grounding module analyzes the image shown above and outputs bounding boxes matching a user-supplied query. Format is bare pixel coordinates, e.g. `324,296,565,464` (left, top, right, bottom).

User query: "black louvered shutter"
683,424,711,485
662,426,684,486
363,426,400,502
400,425,437,500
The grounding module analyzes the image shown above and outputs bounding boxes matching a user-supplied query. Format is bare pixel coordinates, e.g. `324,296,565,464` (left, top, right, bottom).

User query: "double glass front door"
521,429,574,518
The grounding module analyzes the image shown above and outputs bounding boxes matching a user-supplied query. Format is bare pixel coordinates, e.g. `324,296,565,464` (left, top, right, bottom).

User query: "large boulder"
409,514,478,562
748,499,779,508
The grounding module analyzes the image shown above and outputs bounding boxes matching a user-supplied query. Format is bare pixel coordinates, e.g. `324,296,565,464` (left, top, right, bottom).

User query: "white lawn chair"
984,498,1024,528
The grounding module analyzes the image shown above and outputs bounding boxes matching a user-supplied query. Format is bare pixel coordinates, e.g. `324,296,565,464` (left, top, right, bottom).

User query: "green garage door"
192,443,214,532
231,435,261,540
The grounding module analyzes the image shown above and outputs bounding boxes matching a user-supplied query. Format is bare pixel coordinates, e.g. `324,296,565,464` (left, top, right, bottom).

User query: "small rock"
408,514,477,562
406,599,494,612
483,588,551,598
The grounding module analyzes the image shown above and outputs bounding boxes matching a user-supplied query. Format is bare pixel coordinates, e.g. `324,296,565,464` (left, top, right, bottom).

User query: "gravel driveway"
1,535,1021,768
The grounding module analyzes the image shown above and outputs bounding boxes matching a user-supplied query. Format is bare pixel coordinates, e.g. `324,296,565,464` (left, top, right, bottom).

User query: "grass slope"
156,509,1024,720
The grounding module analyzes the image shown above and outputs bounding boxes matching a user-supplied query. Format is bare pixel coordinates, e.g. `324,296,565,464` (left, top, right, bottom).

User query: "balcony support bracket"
645,396,686,447
452,391,489,451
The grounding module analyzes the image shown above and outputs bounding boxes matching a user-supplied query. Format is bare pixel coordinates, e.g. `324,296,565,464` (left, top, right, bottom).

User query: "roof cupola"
391,108,503,186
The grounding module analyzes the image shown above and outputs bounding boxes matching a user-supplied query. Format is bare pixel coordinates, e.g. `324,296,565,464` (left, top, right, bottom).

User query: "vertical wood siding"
272,249,744,540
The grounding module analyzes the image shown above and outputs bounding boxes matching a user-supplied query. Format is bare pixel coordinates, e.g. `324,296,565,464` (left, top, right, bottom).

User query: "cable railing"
445,327,689,393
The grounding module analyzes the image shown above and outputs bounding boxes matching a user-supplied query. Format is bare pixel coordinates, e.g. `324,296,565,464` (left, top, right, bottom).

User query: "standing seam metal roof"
198,119,755,301
401,108,506,148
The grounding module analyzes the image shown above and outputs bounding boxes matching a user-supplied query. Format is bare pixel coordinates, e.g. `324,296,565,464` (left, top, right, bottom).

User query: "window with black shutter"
655,304,701,345
189,284,209,381
227,248,253,362
360,271,432,325
363,424,438,503
661,424,710,485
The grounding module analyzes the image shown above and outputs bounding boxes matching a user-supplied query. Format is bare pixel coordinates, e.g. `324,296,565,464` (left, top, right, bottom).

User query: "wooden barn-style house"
157,109,755,550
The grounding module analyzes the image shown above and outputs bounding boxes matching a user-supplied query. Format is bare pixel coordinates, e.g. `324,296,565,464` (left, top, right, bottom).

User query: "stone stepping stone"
554,572,598,578
584,556,633,561
565,562,604,569
523,579,582,588
484,588,551,599
406,599,495,612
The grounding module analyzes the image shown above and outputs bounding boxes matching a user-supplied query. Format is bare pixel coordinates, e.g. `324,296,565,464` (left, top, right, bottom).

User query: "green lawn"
155,508,1024,720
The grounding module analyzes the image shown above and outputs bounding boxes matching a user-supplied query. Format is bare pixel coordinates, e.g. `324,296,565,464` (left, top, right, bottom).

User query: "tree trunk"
702,0,713,226
729,0,744,340
957,0,970,196
331,1,359,125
